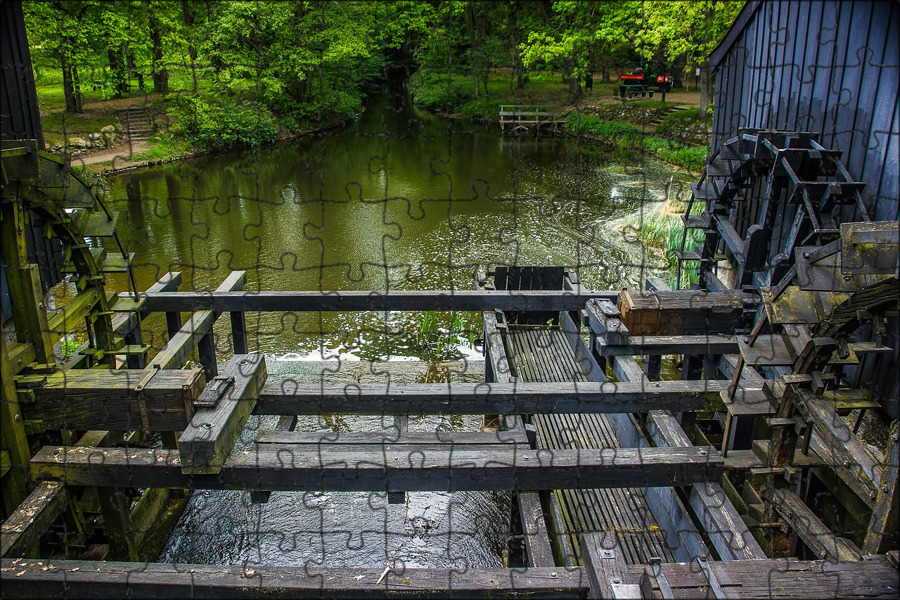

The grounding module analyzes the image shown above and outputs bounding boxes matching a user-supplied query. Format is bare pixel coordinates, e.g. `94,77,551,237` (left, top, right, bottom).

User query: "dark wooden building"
709,0,899,222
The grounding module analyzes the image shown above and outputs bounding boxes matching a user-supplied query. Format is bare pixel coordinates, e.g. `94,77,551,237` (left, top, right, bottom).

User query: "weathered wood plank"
134,289,618,313
862,420,899,554
596,335,738,356
148,271,247,371
21,369,204,431
0,560,589,599
617,289,754,335
32,445,724,491
640,555,898,599
179,354,267,474
256,381,729,415
771,488,862,562
580,532,638,599
0,482,67,558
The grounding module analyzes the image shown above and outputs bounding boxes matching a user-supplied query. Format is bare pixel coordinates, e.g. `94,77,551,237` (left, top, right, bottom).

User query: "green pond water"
103,89,689,362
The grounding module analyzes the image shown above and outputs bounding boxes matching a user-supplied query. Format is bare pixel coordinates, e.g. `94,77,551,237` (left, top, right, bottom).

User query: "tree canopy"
23,0,744,144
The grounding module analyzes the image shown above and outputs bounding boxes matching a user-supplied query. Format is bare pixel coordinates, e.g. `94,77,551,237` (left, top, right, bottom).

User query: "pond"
101,87,691,568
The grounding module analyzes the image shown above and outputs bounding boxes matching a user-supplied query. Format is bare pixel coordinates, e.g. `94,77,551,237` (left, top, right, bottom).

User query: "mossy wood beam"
0,482,67,558
31,445,724,491
132,289,619,313
771,487,863,562
0,560,589,599
148,270,246,375
19,369,204,431
1,335,33,515
178,354,267,475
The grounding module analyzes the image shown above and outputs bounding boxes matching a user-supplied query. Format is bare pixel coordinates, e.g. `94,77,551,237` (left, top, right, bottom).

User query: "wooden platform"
507,326,676,565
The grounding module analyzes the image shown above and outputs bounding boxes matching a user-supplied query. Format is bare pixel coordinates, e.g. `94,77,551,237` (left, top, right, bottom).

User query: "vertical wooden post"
1,201,53,364
230,310,248,354
0,337,33,517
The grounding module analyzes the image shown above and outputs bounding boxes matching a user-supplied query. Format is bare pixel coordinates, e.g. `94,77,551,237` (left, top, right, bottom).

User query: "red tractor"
615,62,673,97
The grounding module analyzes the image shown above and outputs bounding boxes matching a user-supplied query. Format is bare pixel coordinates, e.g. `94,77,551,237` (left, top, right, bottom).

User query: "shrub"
460,97,501,120
169,91,278,151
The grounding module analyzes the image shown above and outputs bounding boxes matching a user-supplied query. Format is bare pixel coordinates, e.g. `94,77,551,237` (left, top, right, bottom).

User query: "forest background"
23,0,743,155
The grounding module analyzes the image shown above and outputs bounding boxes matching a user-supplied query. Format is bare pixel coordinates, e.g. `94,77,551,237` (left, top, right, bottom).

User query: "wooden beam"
580,532,637,599
178,354,267,474
863,420,899,554
596,335,738,356
1,335,33,515
645,411,766,561
133,289,618,313
771,488,862,562
255,381,729,415
148,271,247,371
481,306,554,567
638,555,898,599
0,560,589,599
0,482,67,558
617,289,753,335
32,445,724,491
20,369,204,431
799,391,880,504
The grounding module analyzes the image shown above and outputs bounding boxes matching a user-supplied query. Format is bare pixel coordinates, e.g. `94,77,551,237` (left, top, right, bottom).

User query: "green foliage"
409,73,470,111
169,91,278,151
621,200,705,287
417,311,475,360
460,97,501,120
566,112,640,137
656,145,707,172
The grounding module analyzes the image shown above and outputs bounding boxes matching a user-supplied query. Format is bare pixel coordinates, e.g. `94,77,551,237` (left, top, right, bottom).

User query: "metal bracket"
194,375,235,409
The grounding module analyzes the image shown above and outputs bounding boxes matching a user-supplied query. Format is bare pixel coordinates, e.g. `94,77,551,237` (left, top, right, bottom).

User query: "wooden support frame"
31,445,724,491
580,532,638,599
0,559,589,599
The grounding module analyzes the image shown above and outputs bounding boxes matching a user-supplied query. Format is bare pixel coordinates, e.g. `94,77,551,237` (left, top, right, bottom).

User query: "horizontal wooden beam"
0,560,589,599
32,445,724,492
257,380,730,415
131,289,618,313
0,482,68,558
20,369,204,431
597,335,739,356
639,555,899,599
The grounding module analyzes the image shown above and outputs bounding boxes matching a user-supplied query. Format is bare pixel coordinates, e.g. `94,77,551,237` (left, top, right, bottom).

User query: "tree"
638,0,744,113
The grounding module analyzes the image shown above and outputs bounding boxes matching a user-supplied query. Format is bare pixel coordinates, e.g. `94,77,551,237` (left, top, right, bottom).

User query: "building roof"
708,0,762,68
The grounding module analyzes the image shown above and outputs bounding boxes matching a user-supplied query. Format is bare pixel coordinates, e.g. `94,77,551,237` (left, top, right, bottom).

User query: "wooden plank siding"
709,0,899,222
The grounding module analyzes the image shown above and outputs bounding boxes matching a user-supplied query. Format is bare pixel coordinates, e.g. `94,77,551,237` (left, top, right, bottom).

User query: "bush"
409,72,470,111
460,97,501,120
169,91,278,151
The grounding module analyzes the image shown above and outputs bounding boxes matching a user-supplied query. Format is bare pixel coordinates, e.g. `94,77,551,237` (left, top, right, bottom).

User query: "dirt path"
76,138,153,167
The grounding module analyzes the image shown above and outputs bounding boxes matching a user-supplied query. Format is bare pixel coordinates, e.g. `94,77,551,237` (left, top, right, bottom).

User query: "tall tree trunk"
672,53,687,89
465,1,480,97
149,16,169,94
699,63,713,115
182,0,198,93
107,49,129,98
564,60,581,102
60,41,82,113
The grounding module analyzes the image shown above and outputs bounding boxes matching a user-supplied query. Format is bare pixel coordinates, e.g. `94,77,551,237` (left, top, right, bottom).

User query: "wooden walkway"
507,326,675,565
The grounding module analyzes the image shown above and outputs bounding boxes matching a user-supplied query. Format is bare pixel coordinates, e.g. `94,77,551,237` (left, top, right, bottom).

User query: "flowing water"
102,87,692,568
